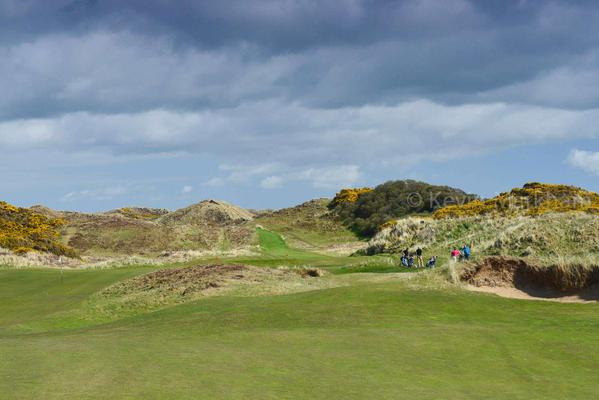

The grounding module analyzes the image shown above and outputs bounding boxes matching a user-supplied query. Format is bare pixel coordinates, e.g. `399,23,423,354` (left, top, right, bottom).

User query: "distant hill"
330,180,477,237
0,201,77,257
159,200,254,225
433,182,599,218
36,200,256,256
9,181,596,260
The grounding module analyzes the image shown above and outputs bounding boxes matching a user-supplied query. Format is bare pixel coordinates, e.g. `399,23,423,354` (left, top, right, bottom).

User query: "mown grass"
1,266,599,399
1,228,598,399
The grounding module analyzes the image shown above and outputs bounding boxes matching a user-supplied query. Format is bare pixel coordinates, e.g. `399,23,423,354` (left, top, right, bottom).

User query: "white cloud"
61,186,127,202
219,163,280,183
182,185,193,193
295,165,361,188
568,149,599,175
260,175,283,189
2,100,598,166
205,163,361,190
201,177,225,187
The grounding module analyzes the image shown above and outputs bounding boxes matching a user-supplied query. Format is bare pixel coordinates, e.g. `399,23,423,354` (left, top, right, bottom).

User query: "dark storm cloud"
1,0,599,151
2,0,478,49
1,0,599,119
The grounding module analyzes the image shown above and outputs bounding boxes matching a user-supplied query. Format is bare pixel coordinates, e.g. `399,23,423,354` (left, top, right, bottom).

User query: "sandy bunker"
461,257,599,302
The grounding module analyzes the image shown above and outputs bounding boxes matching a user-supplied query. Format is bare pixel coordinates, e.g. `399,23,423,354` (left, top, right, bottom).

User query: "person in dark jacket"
401,248,410,268
416,247,424,268
427,256,437,268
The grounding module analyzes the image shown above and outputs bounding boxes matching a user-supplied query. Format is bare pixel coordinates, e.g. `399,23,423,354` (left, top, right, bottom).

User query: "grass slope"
1,267,598,399
255,199,361,251
368,213,599,268
0,267,150,330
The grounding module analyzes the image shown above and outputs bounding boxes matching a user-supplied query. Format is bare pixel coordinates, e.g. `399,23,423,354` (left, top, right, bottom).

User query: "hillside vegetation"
330,180,477,237
368,213,599,261
55,200,256,256
368,182,599,267
255,199,362,252
0,201,76,257
328,188,373,209
111,207,169,220
434,182,599,218
14,198,360,258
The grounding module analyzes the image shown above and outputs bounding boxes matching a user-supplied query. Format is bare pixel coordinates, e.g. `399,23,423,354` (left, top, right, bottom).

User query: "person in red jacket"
450,247,461,262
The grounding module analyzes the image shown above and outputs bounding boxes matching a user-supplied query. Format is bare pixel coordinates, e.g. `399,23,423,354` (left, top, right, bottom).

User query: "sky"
1,0,599,212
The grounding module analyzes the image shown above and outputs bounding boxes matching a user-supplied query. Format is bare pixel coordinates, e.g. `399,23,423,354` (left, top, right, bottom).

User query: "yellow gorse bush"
329,188,373,209
433,182,599,219
0,201,77,257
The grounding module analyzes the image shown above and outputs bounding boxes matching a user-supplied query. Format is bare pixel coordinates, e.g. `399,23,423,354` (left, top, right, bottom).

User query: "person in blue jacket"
462,244,471,260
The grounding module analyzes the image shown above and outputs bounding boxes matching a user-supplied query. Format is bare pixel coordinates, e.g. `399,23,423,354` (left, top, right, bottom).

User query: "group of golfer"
400,244,472,269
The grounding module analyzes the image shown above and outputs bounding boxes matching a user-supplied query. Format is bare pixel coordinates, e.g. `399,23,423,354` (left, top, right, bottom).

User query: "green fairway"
212,228,405,274
1,265,599,399
257,227,293,254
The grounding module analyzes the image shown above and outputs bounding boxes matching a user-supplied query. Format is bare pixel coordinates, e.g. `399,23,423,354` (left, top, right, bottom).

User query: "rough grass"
84,264,339,320
61,211,254,257
368,213,599,268
16,198,359,259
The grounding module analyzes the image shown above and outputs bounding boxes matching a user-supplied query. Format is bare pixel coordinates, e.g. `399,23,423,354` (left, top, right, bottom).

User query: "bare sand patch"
461,257,599,303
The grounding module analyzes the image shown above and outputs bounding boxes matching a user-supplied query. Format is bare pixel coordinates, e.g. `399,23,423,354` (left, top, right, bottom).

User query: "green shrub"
330,180,477,237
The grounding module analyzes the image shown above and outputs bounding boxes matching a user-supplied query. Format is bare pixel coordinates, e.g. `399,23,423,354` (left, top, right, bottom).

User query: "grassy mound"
367,213,599,265
159,199,254,225
0,200,77,257
87,263,329,318
330,180,477,237
434,182,599,218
